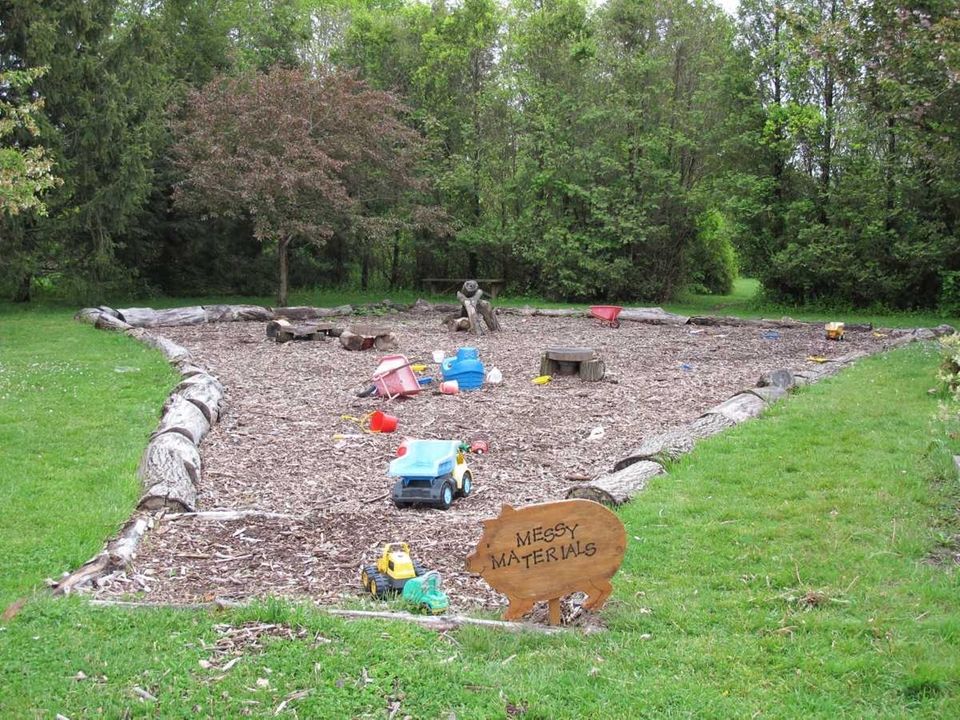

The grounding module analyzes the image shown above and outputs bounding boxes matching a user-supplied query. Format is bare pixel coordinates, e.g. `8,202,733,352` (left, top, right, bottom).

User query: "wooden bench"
421,278,506,300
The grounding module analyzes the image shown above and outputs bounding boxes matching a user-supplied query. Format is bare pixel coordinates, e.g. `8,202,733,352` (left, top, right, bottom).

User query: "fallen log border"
62,302,956,598
568,324,956,507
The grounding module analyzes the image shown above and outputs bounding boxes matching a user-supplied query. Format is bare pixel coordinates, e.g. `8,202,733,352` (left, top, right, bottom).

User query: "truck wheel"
438,481,454,510
459,470,473,498
370,573,388,598
413,560,426,576
360,565,377,589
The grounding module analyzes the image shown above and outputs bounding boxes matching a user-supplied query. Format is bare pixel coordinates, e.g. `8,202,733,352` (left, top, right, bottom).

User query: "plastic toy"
825,322,845,341
532,375,552,385
440,347,485,391
373,354,422,399
388,439,472,509
401,570,449,614
360,542,426,598
589,305,623,328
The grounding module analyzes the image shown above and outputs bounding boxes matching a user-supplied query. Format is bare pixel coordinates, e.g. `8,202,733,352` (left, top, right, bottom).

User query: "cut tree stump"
566,460,665,506
155,394,210,445
339,325,397,351
137,432,201,511
614,429,695,471
539,347,605,381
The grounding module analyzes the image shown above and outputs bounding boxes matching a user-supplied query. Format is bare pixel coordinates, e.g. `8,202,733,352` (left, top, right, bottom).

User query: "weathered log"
934,324,956,337
75,308,102,324
276,323,327,343
463,298,482,334
688,315,803,328
340,325,393,351
339,330,368,351
155,394,209,445
165,509,301,522
702,392,766,424
266,318,292,338
579,359,605,382
273,304,353,320
745,385,788,404
232,305,275,321
94,313,133,331
409,298,435,313
614,430,695,471
618,307,690,325
566,460,665,506
176,363,211,381
117,306,207,327
137,432,200,512
138,332,192,363
687,412,737,439
52,515,150,595
175,374,223,423
374,332,399,351
758,368,795,390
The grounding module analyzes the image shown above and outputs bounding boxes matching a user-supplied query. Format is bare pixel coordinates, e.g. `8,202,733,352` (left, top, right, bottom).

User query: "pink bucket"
440,380,459,395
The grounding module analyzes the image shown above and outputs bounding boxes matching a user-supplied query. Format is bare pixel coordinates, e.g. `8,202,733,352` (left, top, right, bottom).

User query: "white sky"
716,0,739,16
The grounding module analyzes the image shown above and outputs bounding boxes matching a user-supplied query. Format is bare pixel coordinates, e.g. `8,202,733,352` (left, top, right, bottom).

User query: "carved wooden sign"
465,499,627,624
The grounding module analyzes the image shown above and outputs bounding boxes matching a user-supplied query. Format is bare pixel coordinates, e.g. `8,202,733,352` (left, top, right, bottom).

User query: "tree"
171,65,431,306
0,67,59,217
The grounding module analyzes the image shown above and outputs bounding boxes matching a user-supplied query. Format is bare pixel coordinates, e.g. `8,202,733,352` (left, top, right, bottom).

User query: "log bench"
421,277,506,300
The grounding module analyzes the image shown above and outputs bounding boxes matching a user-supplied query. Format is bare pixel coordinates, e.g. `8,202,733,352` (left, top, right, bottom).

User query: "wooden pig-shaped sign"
465,499,626,624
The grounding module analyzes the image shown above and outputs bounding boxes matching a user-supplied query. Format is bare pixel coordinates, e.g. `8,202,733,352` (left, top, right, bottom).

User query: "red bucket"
370,410,398,433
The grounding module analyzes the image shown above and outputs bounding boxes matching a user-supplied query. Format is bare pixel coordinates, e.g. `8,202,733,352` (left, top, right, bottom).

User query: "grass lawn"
0,305,177,606
1,300,959,717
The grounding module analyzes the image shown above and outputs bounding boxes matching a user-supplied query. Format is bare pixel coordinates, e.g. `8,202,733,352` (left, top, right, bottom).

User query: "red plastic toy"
589,305,623,328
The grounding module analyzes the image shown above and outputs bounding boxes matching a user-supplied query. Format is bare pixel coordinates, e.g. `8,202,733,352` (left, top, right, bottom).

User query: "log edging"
568,324,957,507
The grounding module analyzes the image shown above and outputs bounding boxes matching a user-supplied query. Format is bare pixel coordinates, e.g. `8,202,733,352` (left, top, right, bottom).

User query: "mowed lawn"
0,306,177,605
1,304,959,718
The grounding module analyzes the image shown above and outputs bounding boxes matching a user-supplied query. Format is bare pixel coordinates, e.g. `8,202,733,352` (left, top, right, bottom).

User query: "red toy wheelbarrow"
589,305,623,328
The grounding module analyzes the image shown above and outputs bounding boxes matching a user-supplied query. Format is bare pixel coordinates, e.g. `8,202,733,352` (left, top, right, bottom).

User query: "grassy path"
1,305,958,717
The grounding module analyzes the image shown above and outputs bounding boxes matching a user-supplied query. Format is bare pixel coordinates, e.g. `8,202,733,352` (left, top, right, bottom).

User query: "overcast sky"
716,0,739,16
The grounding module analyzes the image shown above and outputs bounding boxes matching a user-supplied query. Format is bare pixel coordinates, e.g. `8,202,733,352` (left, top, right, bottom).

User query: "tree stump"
539,347,604,381
339,325,397,351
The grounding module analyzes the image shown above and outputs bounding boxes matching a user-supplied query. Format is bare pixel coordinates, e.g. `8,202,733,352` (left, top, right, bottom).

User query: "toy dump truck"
401,570,449,614
361,542,425,598
388,439,472,509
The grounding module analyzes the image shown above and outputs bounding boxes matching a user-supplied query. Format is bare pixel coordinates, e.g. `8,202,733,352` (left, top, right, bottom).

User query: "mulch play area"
89,313,889,611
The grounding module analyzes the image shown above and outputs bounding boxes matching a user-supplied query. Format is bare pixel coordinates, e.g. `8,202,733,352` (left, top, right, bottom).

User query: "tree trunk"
361,250,370,291
12,272,31,303
390,230,401,289
278,236,291,308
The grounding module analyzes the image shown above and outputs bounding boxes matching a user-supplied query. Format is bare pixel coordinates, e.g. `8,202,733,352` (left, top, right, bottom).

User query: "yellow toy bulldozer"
360,542,426,598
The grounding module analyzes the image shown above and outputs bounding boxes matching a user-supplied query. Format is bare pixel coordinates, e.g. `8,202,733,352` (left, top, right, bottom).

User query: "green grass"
666,277,958,329
0,306,177,605
1,301,959,717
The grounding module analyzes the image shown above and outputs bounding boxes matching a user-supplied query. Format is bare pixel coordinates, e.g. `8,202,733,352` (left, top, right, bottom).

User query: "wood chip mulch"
91,313,890,613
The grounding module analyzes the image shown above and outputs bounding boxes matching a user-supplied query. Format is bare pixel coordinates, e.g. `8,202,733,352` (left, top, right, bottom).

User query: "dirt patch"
94,313,888,612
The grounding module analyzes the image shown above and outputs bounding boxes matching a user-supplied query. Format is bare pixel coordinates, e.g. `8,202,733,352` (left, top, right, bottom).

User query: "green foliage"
687,209,739,295
938,333,960,400
0,67,60,217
